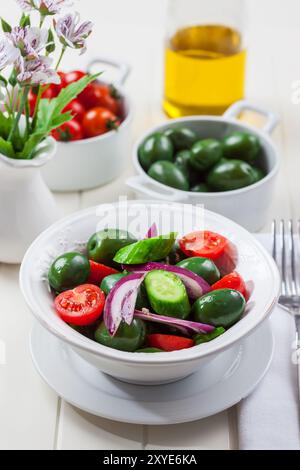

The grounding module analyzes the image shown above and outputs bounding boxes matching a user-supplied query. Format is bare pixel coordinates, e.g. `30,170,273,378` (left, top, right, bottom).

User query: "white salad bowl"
42,58,133,192
20,201,280,385
127,101,280,232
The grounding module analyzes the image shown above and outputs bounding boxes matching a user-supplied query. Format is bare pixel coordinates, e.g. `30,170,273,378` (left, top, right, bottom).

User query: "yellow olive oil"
163,24,246,117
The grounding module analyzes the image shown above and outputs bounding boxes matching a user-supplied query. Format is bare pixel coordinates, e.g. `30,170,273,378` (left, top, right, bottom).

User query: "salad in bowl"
20,202,280,384
48,225,246,354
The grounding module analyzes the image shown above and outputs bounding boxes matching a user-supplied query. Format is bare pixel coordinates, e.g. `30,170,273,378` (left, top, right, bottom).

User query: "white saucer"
30,321,274,425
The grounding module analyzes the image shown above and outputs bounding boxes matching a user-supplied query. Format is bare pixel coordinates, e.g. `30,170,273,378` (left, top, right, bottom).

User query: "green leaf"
0,74,7,87
50,73,100,118
8,69,17,87
35,73,100,133
1,18,12,33
15,131,45,160
20,13,30,28
0,112,13,139
0,137,15,158
46,29,55,54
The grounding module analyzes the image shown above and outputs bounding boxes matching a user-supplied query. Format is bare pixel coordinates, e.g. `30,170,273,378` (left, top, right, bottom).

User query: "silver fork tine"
272,220,277,261
280,220,288,295
289,220,298,296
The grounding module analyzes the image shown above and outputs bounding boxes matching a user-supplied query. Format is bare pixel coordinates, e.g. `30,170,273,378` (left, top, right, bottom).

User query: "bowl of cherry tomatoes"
40,59,132,192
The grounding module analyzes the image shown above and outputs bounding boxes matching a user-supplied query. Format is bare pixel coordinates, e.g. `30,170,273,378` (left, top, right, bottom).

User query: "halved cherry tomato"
82,107,120,138
87,260,119,285
179,231,228,260
51,119,83,142
55,284,105,326
211,272,247,298
63,99,85,122
147,334,194,352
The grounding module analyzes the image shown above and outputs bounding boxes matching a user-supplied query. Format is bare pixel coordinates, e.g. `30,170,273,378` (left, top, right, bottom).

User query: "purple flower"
54,12,93,54
7,26,48,60
0,38,19,70
16,56,60,85
15,0,73,15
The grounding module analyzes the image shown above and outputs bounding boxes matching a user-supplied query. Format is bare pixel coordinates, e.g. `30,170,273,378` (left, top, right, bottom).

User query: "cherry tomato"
55,284,105,326
28,89,37,116
48,71,67,97
87,260,119,285
63,99,85,122
64,70,95,105
148,334,194,352
79,83,121,114
82,107,120,138
77,83,108,109
179,231,228,261
211,272,247,298
51,119,83,142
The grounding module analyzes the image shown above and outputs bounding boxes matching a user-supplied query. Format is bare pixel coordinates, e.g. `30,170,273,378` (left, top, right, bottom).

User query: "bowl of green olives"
128,101,279,232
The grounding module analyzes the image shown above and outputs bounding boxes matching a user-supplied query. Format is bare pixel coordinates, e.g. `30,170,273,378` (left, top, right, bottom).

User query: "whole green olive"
148,161,189,191
207,159,257,191
95,319,146,352
138,133,174,171
223,132,261,164
48,252,90,292
190,139,223,172
192,289,246,328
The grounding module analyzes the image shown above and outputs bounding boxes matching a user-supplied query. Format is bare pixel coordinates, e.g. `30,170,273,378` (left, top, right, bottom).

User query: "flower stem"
39,15,46,28
8,86,29,143
32,85,43,130
56,46,66,71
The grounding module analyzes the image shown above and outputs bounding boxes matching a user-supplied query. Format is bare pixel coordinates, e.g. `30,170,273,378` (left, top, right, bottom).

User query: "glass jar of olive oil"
163,0,246,117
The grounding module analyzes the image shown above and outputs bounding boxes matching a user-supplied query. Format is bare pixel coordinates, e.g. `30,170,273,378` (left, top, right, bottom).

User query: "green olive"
190,183,210,192
192,289,246,328
148,161,189,191
87,229,136,268
177,257,220,285
223,132,261,164
174,150,192,178
207,159,257,191
164,127,198,150
95,319,146,352
48,252,90,292
252,166,265,183
138,133,174,171
190,139,223,171
100,273,127,295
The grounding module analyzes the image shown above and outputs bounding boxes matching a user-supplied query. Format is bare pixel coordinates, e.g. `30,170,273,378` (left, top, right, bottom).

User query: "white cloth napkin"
238,235,300,450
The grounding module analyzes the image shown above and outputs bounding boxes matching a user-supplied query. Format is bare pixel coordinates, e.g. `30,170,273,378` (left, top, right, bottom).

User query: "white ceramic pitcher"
0,137,58,264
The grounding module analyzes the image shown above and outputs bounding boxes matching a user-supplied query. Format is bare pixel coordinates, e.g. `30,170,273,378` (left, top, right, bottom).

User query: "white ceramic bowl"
127,101,280,232
42,58,132,192
20,201,280,385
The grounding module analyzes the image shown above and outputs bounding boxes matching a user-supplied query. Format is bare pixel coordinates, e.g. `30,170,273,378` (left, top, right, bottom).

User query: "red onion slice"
123,262,211,300
104,273,145,336
144,223,158,239
134,310,215,335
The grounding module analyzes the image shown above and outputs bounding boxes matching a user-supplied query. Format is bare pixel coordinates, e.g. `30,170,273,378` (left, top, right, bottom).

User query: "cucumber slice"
145,270,190,319
113,232,177,265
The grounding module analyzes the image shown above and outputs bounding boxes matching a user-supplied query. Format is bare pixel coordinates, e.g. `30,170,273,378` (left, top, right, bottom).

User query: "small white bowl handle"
223,100,279,135
87,57,131,87
127,176,187,202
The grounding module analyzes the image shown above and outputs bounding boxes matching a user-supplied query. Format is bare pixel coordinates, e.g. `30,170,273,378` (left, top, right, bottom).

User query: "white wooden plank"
58,402,143,450
0,264,58,450
146,413,230,450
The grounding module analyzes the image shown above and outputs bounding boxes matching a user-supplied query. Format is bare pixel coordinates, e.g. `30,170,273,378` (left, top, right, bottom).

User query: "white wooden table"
1,0,299,450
